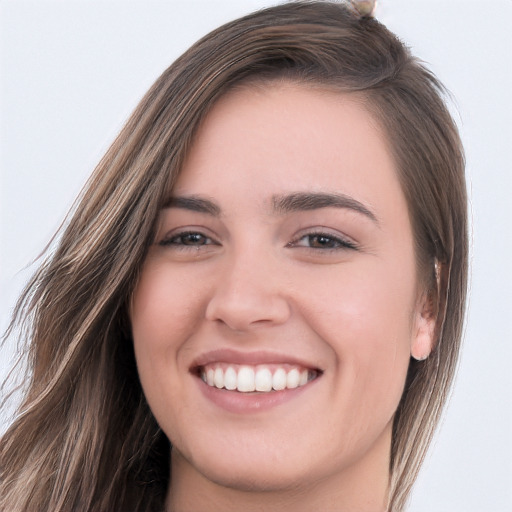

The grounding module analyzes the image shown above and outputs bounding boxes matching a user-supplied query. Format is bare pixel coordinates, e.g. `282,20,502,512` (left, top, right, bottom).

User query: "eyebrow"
162,195,221,216
162,191,378,224
272,192,378,223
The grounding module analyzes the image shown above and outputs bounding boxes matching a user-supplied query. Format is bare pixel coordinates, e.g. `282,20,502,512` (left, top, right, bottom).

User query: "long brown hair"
1,2,467,511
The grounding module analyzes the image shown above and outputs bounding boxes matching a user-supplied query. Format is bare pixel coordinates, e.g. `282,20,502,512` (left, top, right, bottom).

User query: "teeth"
286,368,300,389
237,366,256,392
272,368,287,391
255,367,272,392
200,364,315,393
214,367,224,389
206,368,215,386
224,366,237,390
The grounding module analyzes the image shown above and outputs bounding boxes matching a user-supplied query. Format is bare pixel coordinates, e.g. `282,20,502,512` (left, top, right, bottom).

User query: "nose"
205,249,291,332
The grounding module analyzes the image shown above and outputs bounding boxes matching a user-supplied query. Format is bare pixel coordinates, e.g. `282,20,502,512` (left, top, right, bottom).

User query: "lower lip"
195,375,320,414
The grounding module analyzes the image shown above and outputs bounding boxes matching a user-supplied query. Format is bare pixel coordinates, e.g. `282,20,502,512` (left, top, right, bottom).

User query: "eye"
289,231,358,251
159,231,215,248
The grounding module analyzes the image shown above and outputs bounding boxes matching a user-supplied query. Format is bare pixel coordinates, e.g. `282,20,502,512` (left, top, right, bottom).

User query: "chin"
176,443,318,493
202,465,309,494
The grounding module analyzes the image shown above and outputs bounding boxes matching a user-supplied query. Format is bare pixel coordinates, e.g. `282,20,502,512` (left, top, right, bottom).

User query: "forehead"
173,83,404,217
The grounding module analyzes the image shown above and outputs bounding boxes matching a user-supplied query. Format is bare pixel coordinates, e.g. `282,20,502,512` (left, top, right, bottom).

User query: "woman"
0,1,468,511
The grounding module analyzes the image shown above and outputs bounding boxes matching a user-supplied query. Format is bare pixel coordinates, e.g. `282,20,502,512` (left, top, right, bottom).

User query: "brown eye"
307,234,341,249
160,231,213,247
179,233,209,246
290,232,357,251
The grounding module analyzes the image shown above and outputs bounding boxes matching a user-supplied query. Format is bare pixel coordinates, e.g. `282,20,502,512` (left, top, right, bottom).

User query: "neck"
165,422,392,512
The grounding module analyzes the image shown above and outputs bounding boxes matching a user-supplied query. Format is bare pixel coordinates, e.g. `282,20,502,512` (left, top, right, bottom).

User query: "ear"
411,290,437,361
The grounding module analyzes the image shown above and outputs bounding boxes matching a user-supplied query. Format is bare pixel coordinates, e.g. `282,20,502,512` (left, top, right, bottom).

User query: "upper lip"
190,348,322,371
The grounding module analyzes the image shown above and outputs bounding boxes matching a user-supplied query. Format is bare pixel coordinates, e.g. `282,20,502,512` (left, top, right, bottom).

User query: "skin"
130,83,435,512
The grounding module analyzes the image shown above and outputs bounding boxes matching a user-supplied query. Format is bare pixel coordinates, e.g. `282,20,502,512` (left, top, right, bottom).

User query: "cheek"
129,263,206,408
131,263,204,348
301,259,415,403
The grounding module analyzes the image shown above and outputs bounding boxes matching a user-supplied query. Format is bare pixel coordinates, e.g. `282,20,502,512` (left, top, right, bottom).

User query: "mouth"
190,350,323,413
194,363,320,393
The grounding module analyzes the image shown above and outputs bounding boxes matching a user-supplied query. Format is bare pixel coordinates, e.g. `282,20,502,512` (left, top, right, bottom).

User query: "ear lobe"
411,291,437,361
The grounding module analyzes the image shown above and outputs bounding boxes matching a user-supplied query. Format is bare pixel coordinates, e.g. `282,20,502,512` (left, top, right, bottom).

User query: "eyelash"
159,230,357,252
159,231,216,248
288,231,358,251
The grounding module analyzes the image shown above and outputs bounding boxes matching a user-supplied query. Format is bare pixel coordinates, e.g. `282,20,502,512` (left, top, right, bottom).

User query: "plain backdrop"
1,1,511,511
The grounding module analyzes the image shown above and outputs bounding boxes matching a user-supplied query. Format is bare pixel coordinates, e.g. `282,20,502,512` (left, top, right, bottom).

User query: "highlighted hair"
1,2,467,511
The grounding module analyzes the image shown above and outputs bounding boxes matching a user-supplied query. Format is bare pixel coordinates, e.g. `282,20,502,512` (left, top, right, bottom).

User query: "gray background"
1,1,511,510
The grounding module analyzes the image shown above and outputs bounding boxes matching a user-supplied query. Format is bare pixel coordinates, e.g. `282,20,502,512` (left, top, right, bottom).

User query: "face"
130,84,434,494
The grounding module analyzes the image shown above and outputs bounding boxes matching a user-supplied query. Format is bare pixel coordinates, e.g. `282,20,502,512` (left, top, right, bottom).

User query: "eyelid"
157,227,220,247
288,228,359,250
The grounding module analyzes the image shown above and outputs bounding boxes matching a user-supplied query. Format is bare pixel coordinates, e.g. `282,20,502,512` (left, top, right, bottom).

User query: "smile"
198,363,319,393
